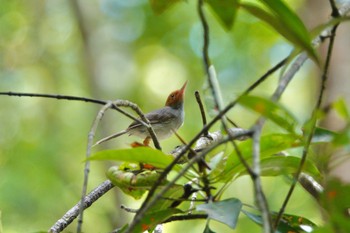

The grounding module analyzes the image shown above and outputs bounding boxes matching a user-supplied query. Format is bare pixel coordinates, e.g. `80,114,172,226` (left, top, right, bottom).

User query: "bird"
95,81,187,146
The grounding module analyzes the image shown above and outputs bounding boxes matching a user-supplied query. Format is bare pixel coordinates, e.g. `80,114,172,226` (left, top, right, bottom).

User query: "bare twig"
49,180,114,233
195,91,209,137
77,101,113,231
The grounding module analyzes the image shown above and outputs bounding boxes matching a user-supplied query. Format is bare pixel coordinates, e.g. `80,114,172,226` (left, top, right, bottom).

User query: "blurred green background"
0,0,336,232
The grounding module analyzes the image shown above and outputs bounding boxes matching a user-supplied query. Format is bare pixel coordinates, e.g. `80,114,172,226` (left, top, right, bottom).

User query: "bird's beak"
179,81,187,96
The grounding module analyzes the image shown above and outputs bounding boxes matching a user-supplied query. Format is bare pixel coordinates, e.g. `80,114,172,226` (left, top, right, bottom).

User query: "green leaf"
134,208,183,233
259,0,318,63
332,98,350,120
238,95,297,133
107,166,167,199
241,2,318,63
196,198,242,229
242,210,316,233
312,127,337,143
321,179,350,233
147,184,186,212
89,147,174,168
214,133,300,183
258,156,320,178
203,222,216,233
206,0,240,30
149,0,183,14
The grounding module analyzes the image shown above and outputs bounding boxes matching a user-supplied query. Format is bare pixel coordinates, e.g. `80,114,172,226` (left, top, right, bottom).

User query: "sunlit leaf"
242,210,317,233
149,0,184,14
206,0,240,30
259,0,318,63
196,198,242,229
241,2,318,63
238,95,297,133
89,147,174,168
311,16,350,39
332,98,350,120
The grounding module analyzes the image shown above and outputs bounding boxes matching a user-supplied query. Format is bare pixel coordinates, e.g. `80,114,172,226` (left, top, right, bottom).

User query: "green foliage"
149,0,184,14
238,95,297,133
2,0,350,232
89,147,175,168
320,179,350,233
196,198,242,229
242,210,317,233
206,0,240,30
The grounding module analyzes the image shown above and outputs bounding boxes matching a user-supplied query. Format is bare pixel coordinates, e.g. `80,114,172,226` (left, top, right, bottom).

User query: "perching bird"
95,81,187,146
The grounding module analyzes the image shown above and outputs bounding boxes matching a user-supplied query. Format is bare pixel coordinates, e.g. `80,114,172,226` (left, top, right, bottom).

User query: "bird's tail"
93,130,128,146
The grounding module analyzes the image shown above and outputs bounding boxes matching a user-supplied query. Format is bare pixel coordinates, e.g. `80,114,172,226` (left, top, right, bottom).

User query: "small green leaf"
312,127,337,143
206,0,240,30
196,198,242,229
239,95,297,133
149,0,183,14
332,98,350,120
242,210,317,233
89,147,174,168
134,208,183,233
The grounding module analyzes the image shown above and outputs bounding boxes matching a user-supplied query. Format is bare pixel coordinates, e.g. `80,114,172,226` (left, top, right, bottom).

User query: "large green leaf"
238,95,297,133
196,198,242,229
206,0,240,30
89,147,174,168
149,0,183,14
242,210,317,233
259,0,318,62
241,1,318,63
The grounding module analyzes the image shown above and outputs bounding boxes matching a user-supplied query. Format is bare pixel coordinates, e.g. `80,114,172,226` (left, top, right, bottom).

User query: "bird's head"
165,81,187,109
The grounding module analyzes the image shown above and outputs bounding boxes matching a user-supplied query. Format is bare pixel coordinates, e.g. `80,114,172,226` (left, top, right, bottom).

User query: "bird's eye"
171,94,175,98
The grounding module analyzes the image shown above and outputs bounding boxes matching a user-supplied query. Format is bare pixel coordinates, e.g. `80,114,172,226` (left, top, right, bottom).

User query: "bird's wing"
127,107,176,130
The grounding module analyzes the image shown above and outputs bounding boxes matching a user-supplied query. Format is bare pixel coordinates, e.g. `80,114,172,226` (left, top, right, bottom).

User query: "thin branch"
0,92,161,150
49,180,114,233
0,92,146,127
110,100,161,150
195,91,209,137
162,214,208,223
329,0,340,17
77,101,113,232
274,19,340,230
252,124,273,233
